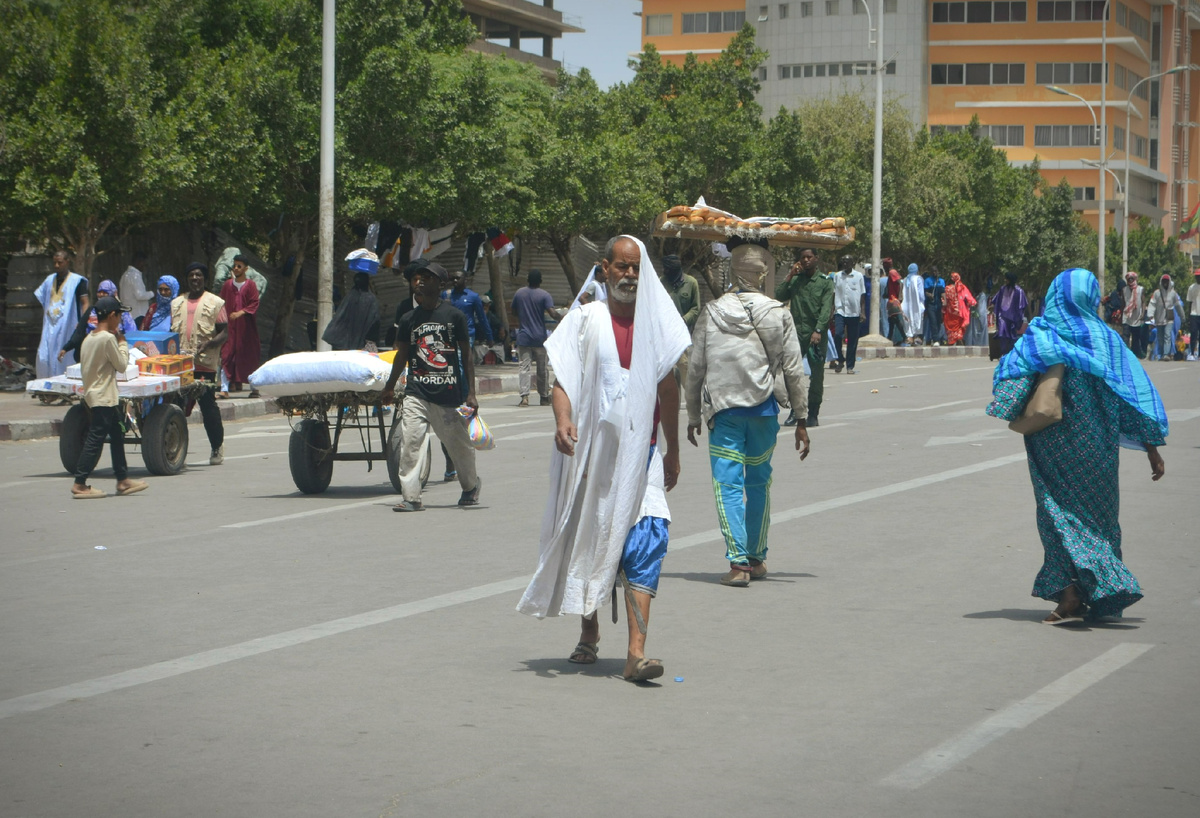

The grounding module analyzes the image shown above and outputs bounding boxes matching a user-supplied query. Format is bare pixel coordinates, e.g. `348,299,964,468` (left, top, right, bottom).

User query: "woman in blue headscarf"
987,269,1168,624
142,275,179,331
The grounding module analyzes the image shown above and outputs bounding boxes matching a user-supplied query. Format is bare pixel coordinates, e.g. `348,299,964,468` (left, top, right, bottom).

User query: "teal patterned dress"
987,367,1164,619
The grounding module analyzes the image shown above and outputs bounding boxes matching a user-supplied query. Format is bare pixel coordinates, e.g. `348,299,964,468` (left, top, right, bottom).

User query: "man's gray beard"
610,283,637,304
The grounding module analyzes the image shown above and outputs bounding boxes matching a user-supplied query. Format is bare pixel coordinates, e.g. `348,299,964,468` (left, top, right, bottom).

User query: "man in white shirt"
1186,269,1200,359
832,255,866,374
1148,274,1184,361
119,251,154,326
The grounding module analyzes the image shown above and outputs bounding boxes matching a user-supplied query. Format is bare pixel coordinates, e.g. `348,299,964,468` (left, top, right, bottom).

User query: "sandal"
567,641,599,664
1042,609,1085,626
392,500,424,512
116,479,148,497
71,486,105,499
623,657,664,683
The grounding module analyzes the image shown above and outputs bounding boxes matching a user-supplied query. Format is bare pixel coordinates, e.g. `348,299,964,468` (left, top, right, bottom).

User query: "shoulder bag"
1008,364,1065,435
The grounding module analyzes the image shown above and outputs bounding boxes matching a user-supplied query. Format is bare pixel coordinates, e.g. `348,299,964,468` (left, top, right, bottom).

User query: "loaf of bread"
667,205,691,217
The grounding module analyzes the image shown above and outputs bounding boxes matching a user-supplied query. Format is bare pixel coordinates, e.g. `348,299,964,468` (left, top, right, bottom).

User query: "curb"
857,345,990,359
0,371,529,442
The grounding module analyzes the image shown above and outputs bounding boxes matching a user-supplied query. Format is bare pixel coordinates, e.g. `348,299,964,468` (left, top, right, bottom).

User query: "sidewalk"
0,364,530,442
858,344,989,360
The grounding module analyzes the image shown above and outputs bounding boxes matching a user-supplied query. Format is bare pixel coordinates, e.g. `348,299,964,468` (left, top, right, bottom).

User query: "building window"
992,125,1025,146
1116,3,1150,40
759,67,768,80
931,125,967,135
803,64,814,77
800,1,814,17
1034,124,1104,147
780,65,792,79
933,1,1026,22
1035,62,1104,85
885,0,897,11
786,60,896,78
853,0,864,13
885,60,896,74
931,63,1024,85
645,14,672,36
682,10,746,33
1036,0,1107,21
758,5,769,21
1073,186,1097,201
1114,125,1126,151
780,3,790,19
815,63,826,76
826,0,839,14
1132,133,1148,159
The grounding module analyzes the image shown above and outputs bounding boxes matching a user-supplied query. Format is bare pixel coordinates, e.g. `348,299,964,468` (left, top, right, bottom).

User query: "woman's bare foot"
1043,585,1085,624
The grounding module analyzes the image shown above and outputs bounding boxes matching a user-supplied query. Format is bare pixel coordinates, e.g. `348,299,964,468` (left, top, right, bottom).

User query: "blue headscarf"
994,268,1167,445
147,275,178,330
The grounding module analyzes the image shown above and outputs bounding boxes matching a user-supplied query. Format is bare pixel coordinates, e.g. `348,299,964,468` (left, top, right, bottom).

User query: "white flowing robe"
901,273,925,339
518,239,690,618
35,272,86,377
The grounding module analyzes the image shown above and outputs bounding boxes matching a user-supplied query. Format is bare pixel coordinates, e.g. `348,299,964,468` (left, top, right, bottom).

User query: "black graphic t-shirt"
398,300,469,406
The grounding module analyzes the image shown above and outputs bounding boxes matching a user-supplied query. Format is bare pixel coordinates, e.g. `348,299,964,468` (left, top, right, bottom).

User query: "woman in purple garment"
990,272,1029,357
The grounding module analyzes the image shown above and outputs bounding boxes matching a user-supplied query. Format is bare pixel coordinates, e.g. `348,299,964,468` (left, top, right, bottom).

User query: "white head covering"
730,244,776,294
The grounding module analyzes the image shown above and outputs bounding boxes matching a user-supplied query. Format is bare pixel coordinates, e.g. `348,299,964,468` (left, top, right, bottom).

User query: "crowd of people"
34,238,1177,681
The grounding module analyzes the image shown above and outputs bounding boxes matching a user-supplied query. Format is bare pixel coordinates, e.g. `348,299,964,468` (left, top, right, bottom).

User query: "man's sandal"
568,641,598,664
623,657,665,683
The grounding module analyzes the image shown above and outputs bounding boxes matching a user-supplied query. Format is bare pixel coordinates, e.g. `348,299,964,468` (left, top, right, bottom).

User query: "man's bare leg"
568,613,600,664
624,589,661,679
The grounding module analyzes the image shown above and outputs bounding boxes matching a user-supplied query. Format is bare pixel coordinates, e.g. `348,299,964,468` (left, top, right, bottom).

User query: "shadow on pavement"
963,609,1143,629
516,657,624,680
660,571,817,585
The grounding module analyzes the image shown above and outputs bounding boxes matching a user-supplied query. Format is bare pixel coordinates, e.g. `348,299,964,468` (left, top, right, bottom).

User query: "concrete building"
464,0,584,82
639,1,1200,247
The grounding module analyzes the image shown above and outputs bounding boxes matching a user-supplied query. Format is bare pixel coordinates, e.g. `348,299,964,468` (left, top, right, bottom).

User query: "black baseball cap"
94,296,131,317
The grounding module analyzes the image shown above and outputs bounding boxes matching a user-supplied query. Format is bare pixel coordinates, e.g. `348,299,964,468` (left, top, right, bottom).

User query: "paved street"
1,358,1197,818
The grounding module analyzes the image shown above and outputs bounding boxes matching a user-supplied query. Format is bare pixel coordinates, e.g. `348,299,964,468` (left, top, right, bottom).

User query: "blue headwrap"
994,268,1168,446
907,263,918,275
147,275,179,330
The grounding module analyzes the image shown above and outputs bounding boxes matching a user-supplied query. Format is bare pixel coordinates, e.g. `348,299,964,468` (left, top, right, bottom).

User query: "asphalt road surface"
1,358,1197,818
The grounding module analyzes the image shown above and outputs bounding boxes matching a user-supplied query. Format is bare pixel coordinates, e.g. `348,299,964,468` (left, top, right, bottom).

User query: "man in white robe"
517,236,690,683
901,263,925,344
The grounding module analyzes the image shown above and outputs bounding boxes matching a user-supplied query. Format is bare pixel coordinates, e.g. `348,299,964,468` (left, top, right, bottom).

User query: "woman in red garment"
942,272,977,346
218,254,261,396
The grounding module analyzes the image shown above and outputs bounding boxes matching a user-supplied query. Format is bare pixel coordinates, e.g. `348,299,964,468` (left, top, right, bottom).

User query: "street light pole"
857,0,888,348
316,0,335,351
1123,66,1190,277
1099,0,1108,297
1047,84,1103,286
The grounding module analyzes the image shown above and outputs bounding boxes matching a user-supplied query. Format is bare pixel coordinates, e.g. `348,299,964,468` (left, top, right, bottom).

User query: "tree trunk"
547,233,579,296
268,224,309,358
484,244,510,333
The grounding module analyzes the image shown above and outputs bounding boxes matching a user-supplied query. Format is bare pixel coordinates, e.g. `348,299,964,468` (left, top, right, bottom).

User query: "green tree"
1101,218,1192,293
0,0,268,283
522,68,663,294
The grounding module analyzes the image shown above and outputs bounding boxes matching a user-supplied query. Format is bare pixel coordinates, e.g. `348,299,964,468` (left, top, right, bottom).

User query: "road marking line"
186,451,286,466
880,642,1154,790
3,452,1031,718
0,577,531,722
834,373,928,385
222,498,390,529
1156,366,1187,373
503,431,554,441
0,478,58,490
1170,408,1200,423
487,419,546,430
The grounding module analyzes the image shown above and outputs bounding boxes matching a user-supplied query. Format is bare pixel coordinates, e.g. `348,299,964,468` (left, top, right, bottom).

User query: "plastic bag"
467,412,495,451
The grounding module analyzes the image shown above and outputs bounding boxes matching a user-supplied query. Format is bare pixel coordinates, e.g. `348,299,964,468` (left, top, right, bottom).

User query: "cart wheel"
386,414,431,494
59,403,90,473
290,418,333,494
142,403,189,475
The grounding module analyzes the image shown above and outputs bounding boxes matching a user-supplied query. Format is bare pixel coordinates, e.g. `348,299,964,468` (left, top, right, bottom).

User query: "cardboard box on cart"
125,330,181,357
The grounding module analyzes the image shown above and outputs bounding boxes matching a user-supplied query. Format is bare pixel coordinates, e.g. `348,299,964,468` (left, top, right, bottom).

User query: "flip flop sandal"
568,641,599,664
72,486,106,499
624,657,664,683
117,480,148,496
1042,610,1085,626
392,500,424,512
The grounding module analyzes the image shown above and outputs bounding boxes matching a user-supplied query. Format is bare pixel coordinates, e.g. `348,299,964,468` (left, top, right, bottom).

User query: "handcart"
275,391,431,495
27,375,211,476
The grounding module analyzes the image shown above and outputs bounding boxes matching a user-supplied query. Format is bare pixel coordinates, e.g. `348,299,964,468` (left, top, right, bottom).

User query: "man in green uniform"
661,253,700,396
776,248,833,426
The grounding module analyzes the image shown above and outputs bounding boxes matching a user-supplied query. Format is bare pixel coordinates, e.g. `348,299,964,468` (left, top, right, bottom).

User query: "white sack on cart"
248,351,393,397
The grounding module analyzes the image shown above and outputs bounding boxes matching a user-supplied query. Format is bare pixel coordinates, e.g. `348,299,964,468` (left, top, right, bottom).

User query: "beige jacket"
171,292,225,372
80,331,129,408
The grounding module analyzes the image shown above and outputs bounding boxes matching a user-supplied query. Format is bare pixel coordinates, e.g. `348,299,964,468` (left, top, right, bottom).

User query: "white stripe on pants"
518,345,548,398
398,397,478,502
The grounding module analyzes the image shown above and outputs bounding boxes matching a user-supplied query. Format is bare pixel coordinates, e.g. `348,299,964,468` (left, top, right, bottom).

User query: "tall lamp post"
1047,84,1104,287
856,0,889,348
316,0,335,351
1122,65,1190,277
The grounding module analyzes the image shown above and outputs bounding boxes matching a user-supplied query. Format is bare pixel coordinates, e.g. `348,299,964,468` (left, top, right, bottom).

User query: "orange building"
640,0,746,65
639,2,1200,254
